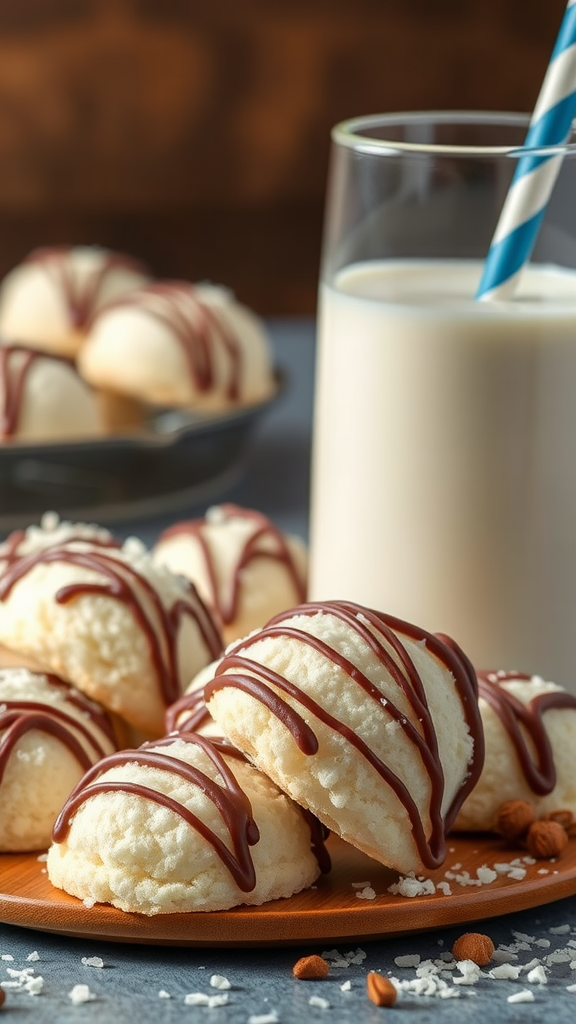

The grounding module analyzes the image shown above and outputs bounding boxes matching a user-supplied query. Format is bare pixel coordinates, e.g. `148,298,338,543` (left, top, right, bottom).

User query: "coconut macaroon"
154,505,308,645
0,531,223,738
0,667,117,851
47,733,328,915
77,281,276,413
0,512,117,569
203,601,484,875
0,345,104,443
454,670,576,832
0,245,150,358
165,660,223,737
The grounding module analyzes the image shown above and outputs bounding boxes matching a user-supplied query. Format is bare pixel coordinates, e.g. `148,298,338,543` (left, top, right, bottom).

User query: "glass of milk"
309,111,576,689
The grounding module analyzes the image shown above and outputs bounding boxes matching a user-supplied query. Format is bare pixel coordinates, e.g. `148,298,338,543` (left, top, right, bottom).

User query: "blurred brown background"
0,0,568,314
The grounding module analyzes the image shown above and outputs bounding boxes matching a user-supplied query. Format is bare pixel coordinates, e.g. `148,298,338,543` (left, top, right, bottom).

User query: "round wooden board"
0,834,575,947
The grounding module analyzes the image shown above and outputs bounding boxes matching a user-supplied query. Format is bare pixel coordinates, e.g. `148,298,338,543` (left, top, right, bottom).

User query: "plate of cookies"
0,246,281,529
0,508,575,946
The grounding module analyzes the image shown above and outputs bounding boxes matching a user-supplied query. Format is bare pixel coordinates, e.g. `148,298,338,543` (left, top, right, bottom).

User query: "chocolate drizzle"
0,674,116,785
0,528,120,571
52,732,330,890
159,504,307,627
0,544,223,708
25,247,148,329
165,686,210,735
0,345,75,438
477,669,576,795
99,282,242,400
204,601,484,870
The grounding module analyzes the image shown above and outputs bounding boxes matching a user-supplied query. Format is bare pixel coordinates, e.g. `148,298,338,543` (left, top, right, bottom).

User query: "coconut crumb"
507,990,535,1003
69,984,96,1004
210,974,231,990
356,886,376,900
81,956,104,968
25,976,44,996
527,965,547,985
452,960,483,986
340,980,352,992
309,995,330,1009
248,1014,279,1024
490,964,521,980
388,874,435,898
184,992,229,1007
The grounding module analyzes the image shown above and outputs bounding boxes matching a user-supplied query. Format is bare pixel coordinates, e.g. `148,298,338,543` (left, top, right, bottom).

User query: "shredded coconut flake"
356,886,376,900
183,992,228,1007
388,874,435,898
25,976,44,996
69,984,96,1004
210,974,231,990
309,995,330,1009
507,990,535,1004
490,964,521,980
81,956,104,968
527,965,547,985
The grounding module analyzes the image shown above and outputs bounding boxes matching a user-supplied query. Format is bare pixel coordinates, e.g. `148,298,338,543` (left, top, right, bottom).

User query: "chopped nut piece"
0,989,5,1008
496,799,536,841
541,809,573,830
451,932,495,966
526,820,569,859
292,955,329,980
366,972,397,1007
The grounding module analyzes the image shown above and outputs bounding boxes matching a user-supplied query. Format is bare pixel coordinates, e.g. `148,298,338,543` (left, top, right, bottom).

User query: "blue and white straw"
476,0,576,301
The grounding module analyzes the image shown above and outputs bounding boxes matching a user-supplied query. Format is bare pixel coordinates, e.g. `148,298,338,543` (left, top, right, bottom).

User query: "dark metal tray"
0,374,284,530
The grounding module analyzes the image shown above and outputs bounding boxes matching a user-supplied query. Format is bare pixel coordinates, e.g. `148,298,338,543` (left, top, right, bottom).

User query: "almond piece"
496,799,536,841
452,932,495,966
526,819,569,859
366,972,397,1007
292,955,329,979
541,809,574,830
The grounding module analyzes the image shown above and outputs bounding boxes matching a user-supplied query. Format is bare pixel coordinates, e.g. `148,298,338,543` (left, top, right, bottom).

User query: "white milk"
309,259,576,690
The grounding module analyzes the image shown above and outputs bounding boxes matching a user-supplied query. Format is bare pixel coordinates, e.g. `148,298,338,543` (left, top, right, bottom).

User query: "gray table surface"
1,320,576,1022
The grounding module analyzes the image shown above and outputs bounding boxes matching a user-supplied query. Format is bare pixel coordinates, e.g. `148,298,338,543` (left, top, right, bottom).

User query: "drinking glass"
309,111,576,690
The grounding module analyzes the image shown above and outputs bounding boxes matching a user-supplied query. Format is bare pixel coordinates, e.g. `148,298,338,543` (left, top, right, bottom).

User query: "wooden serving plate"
0,834,575,947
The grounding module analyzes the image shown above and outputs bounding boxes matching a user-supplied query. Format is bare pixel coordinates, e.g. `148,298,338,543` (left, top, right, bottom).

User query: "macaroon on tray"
0,246,282,528
0,507,575,946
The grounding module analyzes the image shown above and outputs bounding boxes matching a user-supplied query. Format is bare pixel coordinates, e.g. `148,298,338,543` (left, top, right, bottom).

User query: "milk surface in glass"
309,259,576,688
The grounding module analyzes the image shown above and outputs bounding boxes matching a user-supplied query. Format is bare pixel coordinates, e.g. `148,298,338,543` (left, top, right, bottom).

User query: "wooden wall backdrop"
0,0,568,314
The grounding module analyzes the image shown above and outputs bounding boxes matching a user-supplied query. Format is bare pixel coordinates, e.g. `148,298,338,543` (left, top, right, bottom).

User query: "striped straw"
476,0,576,301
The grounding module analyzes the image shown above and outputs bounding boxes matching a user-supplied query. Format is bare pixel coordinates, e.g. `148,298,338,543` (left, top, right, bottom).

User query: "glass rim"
332,110,576,158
